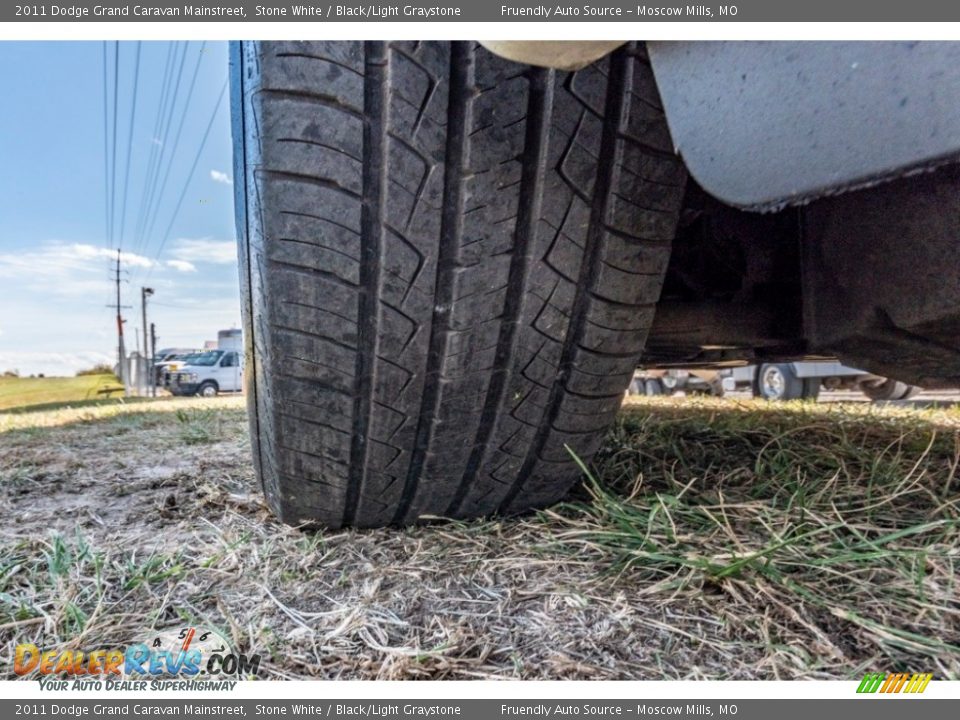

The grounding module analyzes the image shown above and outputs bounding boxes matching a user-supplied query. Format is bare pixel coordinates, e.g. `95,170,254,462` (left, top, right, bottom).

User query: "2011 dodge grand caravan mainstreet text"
231,40,960,527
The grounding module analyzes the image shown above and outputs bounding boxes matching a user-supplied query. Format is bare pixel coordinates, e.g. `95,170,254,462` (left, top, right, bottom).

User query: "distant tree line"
2,365,115,378
76,364,115,377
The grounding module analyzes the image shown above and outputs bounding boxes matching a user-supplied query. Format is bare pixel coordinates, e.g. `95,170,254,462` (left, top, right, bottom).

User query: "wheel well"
643,165,960,388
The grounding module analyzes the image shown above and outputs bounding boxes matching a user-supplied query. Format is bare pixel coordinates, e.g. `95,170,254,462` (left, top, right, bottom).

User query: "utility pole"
150,323,157,398
107,249,132,391
141,286,154,395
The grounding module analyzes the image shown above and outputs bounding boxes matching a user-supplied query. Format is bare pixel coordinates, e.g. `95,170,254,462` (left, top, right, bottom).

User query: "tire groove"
446,64,552,516
392,42,473,525
269,258,360,288
274,52,365,77
276,137,363,163
274,325,356,352
499,49,631,513
258,87,364,118
261,168,362,200
280,298,358,325
281,354,355,379
344,41,388,526
279,209,361,237
277,237,360,268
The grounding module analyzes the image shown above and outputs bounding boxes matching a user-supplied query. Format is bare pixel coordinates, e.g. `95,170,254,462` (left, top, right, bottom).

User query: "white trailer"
722,362,918,401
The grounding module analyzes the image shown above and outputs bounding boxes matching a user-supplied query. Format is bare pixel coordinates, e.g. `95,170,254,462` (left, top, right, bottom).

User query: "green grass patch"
539,400,960,665
175,407,226,445
0,374,123,412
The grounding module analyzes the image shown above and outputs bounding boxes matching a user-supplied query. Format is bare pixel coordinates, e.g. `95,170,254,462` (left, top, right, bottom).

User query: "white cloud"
0,242,156,294
169,238,237,265
210,170,233,186
71,243,155,269
166,259,197,273
0,240,241,377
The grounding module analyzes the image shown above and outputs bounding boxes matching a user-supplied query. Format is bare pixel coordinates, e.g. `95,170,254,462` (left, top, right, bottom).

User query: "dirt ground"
1,395,958,680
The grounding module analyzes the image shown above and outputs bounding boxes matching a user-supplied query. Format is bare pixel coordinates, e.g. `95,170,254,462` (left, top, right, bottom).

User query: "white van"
169,349,244,397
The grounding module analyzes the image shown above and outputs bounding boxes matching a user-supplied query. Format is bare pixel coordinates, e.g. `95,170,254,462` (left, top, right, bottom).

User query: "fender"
646,41,960,210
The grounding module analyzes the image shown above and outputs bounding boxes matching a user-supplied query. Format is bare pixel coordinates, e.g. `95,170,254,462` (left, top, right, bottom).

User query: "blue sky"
0,41,240,377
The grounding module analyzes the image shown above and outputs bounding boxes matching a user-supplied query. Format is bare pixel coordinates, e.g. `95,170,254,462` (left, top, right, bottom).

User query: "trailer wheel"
898,385,920,400
861,379,915,401
232,41,686,527
756,364,820,401
644,379,666,396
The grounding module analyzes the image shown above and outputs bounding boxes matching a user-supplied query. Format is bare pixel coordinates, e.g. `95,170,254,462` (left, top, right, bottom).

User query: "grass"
175,407,228,445
551,401,960,673
0,374,124,412
0,395,957,680
0,395,205,433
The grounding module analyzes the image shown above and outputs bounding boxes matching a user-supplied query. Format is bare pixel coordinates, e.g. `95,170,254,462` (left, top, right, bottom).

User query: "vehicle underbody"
643,165,960,390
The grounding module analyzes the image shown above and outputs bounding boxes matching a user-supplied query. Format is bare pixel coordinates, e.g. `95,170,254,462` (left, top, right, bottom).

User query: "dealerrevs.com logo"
15,626,261,691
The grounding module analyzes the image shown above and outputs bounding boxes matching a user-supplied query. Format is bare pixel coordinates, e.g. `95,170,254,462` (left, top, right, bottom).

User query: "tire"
862,378,914,401
690,379,724,397
708,377,725,398
644,379,665,396
756,364,820,401
898,385,920,400
232,41,686,527
198,382,219,398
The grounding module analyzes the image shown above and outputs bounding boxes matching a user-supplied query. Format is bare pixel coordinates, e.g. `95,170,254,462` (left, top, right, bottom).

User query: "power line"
117,41,142,252
131,41,178,255
102,41,110,249
139,41,208,261
145,78,228,281
109,41,120,250
134,42,190,256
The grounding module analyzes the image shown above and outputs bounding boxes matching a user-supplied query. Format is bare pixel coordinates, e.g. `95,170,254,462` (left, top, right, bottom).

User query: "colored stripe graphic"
858,672,932,694
180,627,196,653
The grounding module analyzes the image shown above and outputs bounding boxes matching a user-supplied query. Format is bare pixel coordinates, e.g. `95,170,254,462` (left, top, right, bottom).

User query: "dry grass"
0,395,957,680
